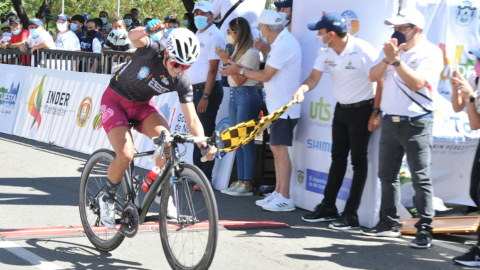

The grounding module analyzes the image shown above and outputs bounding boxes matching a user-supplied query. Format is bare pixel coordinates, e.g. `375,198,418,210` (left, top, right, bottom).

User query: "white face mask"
57,22,68,32
278,12,289,27
317,33,331,48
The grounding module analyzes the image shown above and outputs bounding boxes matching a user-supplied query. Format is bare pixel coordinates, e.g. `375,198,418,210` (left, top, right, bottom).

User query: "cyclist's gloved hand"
145,19,165,41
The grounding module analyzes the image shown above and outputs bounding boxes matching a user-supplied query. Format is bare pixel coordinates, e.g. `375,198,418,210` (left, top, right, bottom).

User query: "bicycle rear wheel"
79,149,129,251
159,163,218,270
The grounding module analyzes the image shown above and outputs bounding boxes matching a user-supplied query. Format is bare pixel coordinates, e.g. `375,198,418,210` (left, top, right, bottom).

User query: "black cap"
274,0,293,8
9,15,21,25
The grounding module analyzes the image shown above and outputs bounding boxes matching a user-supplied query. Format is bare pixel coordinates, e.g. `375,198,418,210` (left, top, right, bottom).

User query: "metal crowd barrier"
0,48,133,74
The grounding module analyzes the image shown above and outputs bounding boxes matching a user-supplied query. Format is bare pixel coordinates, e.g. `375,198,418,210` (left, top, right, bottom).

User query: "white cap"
258,10,283,26
193,1,213,14
385,8,425,29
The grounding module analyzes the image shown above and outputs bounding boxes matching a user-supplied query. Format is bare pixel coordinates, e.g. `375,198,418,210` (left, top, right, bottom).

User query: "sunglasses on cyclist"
169,60,191,70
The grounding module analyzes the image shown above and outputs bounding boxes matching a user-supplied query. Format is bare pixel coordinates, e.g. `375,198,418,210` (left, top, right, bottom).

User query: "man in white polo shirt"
186,1,225,185
361,8,442,249
292,13,382,230
18,18,55,66
220,9,301,212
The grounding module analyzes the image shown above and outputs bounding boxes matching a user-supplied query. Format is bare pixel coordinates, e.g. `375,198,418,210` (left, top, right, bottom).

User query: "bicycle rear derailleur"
119,202,139,238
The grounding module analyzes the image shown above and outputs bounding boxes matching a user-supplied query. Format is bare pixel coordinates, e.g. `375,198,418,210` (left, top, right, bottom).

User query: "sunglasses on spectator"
170,60,191,70
393,24,414,32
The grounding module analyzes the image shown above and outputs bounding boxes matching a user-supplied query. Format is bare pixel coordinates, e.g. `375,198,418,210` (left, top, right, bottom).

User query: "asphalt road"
0,133,476,270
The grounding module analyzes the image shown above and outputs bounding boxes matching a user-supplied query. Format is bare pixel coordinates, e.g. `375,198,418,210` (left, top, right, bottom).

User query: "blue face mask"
183,20,189,26
113,29,124,37
163,28,173,38
2,32,12,38
30,28,40,38
101,17,108,24
260,30,267,43
194,15,209,30
124,19,132,26
70,23,78,31
12,29,21,35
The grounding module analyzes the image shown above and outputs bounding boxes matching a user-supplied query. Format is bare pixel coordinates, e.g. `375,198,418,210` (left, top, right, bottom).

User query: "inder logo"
28,74,47,130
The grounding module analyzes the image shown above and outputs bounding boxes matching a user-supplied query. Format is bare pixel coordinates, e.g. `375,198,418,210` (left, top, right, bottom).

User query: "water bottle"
142,166,161,193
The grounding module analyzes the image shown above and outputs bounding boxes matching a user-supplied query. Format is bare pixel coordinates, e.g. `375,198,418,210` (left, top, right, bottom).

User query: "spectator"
70,14,87,44
183,12,197,33
129,8,143,29
82,19,104,53
55,14,80,51
211,0,265,38
143,18,152,26
1,16,30,65
220,10,302,212
182,13,190,27
362,8,442,249
215,17,261,196
104,17,134,52
82,13,89,27
450,50,480,266
5,13,16,22
19,18,55,66
123,13,133,30
293,13,382,229
169,19,180,28
0,22,11,44
1,14,5,24
99,10,112,37
93,18,103,31
186,1,225,186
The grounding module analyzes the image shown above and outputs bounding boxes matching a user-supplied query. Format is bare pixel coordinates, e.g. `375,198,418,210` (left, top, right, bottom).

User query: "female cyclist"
99,20,215,229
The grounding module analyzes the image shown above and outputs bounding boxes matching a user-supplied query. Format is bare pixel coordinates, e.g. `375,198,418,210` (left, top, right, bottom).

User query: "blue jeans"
193,81,224,180
229,86,262,181
378,116,434,231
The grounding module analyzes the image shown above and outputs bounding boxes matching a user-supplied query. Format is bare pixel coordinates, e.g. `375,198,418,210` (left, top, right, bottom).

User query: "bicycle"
79,123,220,270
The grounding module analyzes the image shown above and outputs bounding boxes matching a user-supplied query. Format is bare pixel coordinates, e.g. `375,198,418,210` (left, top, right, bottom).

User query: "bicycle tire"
79,149,129,251
159,163,219,270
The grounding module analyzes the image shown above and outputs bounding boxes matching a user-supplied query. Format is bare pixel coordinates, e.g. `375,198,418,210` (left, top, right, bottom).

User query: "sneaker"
221,181,241,194
410,229,433,249
226,183,253,196
453,245,480,267
329,212,360,230
301,204,339,222
255,191,278,207
262,194,295,212
361,220,401,237
99,194,116,229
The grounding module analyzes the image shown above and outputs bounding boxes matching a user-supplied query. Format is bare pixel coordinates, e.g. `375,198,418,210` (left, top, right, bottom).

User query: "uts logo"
138,66,150,80
341,10,359,36
456,0,477,26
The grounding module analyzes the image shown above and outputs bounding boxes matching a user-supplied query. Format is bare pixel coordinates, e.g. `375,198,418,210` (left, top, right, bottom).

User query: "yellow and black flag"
220,101,294,152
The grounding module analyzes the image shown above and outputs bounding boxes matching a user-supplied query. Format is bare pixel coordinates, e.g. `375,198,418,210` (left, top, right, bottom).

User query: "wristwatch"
372,108,382,115
202,93,209,99
6,42,10,48
467,96,476,103
392,60,402,67
239,67,246,77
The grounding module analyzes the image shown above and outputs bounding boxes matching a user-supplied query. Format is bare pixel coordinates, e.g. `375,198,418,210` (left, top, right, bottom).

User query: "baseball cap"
29,18,43,26
9,15,21,25
307,13,346,32
258,9,283,26
385,8,425,29
82,13,89,20
274,0,293,8
1,22,10,29
193,1,213,13
469,49,480,59
56,14,69,22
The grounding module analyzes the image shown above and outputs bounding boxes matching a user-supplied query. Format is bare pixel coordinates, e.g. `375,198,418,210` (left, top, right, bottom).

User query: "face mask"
317,33,332,48
113,29,125,37
475,61,480,77
226,34,235,44
70,23,78,31
391,30,406,45
124,19,132,26
101,17,107,24
12,29,21,35
278,12,289,27
194,16,209,30
57,22,68,32
183,20,189,26
87,29,96,37
259,29,268,43
163,28,173,38
2,32,12,38
150,31,162,41
30,28,40,38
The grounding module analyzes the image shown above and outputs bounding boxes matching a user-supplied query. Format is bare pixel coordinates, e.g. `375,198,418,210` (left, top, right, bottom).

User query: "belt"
384,112,433,123
338,99,374,108
192,83,206,90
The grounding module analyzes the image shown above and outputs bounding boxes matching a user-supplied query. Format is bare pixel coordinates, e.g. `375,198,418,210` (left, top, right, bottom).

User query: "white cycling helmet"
166,28,200,66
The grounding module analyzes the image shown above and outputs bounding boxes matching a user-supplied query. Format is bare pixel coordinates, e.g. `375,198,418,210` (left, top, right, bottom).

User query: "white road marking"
0,241,64,270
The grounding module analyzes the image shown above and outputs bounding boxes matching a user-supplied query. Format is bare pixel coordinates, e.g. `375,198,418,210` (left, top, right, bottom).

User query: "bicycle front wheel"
78,149,129,251
159,163,219,270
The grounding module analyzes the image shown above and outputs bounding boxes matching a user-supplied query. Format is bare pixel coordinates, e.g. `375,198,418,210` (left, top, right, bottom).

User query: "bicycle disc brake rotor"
120,202,139,238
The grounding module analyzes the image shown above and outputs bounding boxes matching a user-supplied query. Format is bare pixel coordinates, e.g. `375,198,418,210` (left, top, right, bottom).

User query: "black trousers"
470,142,480,245
321,102,373,214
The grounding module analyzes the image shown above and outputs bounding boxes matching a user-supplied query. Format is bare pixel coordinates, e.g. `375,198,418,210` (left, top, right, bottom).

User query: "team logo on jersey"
345,61,355,69
138,66,150,80
160,75,169,85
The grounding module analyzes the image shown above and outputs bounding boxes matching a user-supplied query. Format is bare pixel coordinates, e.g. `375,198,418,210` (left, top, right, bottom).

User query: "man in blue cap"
19,18,55,55
274,0,292,31
55,14,80,52
293,13,382,230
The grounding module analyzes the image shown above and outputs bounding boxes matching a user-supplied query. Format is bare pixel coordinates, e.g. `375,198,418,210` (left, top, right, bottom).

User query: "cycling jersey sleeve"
135,37,160,58
176,73,193,103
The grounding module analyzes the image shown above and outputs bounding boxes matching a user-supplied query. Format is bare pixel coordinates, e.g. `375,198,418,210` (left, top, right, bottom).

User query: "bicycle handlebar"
148,131,221,163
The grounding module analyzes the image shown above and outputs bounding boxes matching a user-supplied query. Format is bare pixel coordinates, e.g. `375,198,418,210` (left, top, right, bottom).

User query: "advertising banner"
291,0,398,227
0,64,25,134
